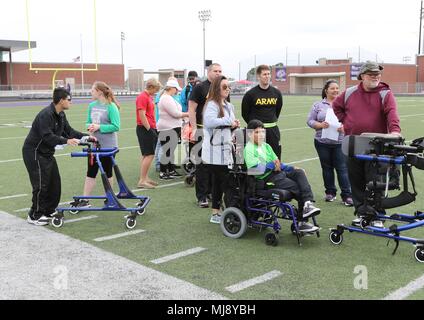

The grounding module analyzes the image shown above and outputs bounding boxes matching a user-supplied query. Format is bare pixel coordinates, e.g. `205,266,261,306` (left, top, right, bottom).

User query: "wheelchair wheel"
220,207,247,239
184,175,195,187
414,247,424,263
136,208,145,216
290,223,297,235
265,233,278,246
329,231,343,245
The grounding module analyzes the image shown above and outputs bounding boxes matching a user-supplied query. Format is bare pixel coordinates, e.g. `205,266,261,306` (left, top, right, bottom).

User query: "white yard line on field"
132,181,184,193
12,181,184,213
150,247,207,265
399,113,424,118
0,136,26,140
383,273,424,300
14,201,71,213
0,145,139,164
225,270,283,293
287,157,319,165
280,126,309,132
0,194,27,201
93,229,146,242
65,215,99,224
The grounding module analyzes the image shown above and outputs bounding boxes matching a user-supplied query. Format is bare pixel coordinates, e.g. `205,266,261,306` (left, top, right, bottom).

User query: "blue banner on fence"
350,64,362,80
275,66,287,82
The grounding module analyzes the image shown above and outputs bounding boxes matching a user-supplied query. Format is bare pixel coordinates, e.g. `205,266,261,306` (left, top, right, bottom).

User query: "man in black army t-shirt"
188,63,223,208
242,64,283,159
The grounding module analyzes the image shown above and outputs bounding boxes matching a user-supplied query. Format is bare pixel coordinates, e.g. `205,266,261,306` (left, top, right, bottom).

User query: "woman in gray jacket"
202,76,240,224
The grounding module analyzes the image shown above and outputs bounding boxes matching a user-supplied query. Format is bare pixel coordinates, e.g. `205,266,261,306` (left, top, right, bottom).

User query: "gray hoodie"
202,100,235,165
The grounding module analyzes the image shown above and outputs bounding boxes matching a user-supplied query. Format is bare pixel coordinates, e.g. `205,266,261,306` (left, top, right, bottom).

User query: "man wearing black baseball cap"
333,61,401,227
180,71,199,113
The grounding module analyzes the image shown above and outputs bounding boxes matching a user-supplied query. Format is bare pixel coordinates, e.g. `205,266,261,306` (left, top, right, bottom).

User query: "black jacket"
23,103,86,156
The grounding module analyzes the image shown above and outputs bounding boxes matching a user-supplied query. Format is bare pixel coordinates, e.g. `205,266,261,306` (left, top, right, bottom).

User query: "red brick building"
271,57,424,94
0,61,125,90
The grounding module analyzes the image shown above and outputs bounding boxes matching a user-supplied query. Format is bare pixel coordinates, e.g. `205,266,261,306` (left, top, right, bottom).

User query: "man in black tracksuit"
22,87,90,226
242,64,283,159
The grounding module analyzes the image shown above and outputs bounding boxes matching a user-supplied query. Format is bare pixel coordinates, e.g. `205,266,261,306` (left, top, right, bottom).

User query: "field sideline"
1,95,424,300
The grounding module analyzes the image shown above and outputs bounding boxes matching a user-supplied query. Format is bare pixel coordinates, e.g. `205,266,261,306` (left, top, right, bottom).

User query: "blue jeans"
314,140,352,199
154,141,162,171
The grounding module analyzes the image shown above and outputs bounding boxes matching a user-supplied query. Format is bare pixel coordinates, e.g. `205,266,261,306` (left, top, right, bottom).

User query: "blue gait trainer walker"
53,138,150,229
329,133,424,262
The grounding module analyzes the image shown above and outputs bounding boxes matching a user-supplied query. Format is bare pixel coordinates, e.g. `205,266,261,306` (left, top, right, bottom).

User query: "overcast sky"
1,0,422,80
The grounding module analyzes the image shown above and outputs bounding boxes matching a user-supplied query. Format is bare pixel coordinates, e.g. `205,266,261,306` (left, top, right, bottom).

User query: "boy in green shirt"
244,120,320,233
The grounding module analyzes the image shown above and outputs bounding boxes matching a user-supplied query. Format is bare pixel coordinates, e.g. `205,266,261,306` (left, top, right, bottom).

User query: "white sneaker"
298,222,319,233
352,218,361,227
371,220,385,228
210,214,221,224
303,201,321,218
27,215,49,226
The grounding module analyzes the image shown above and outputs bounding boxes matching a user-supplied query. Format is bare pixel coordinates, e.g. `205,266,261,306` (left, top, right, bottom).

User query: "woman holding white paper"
307,80,353,206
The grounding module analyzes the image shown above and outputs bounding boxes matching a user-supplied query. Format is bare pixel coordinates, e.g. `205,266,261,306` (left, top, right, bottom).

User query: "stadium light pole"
121,32,125,65
80,34,84,92
419,0,423,55
198,10,211,78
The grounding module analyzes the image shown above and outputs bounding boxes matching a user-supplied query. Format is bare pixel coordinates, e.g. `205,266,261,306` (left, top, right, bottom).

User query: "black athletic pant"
22,147,61,219
189,129,211,202
207,164,229,210
266,126,281,159
159,128,180,173
346,157,373,212
265,169,314,211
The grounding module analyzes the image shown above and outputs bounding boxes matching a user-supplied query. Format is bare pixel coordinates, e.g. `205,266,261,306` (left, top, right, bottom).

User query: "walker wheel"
125,218,137,229
414,247,424,263
51,217,64,228
183,162,195,175
360,218,370,229
265,233,278,246
69,206,80,215
136,200,145,207
136,208,145,216
329,231,343,245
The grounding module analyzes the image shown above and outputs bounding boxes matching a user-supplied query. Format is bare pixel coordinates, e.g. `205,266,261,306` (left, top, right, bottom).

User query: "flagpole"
80,34,85,92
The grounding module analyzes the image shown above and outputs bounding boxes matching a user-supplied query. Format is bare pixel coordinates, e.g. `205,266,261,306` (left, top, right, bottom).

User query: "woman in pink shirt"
157,79,189,180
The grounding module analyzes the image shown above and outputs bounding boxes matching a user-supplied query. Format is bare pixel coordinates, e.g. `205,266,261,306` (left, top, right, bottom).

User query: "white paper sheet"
321,108,341,141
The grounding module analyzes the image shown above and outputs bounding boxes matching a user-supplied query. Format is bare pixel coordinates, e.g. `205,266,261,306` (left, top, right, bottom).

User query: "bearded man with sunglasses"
22,87,93,226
